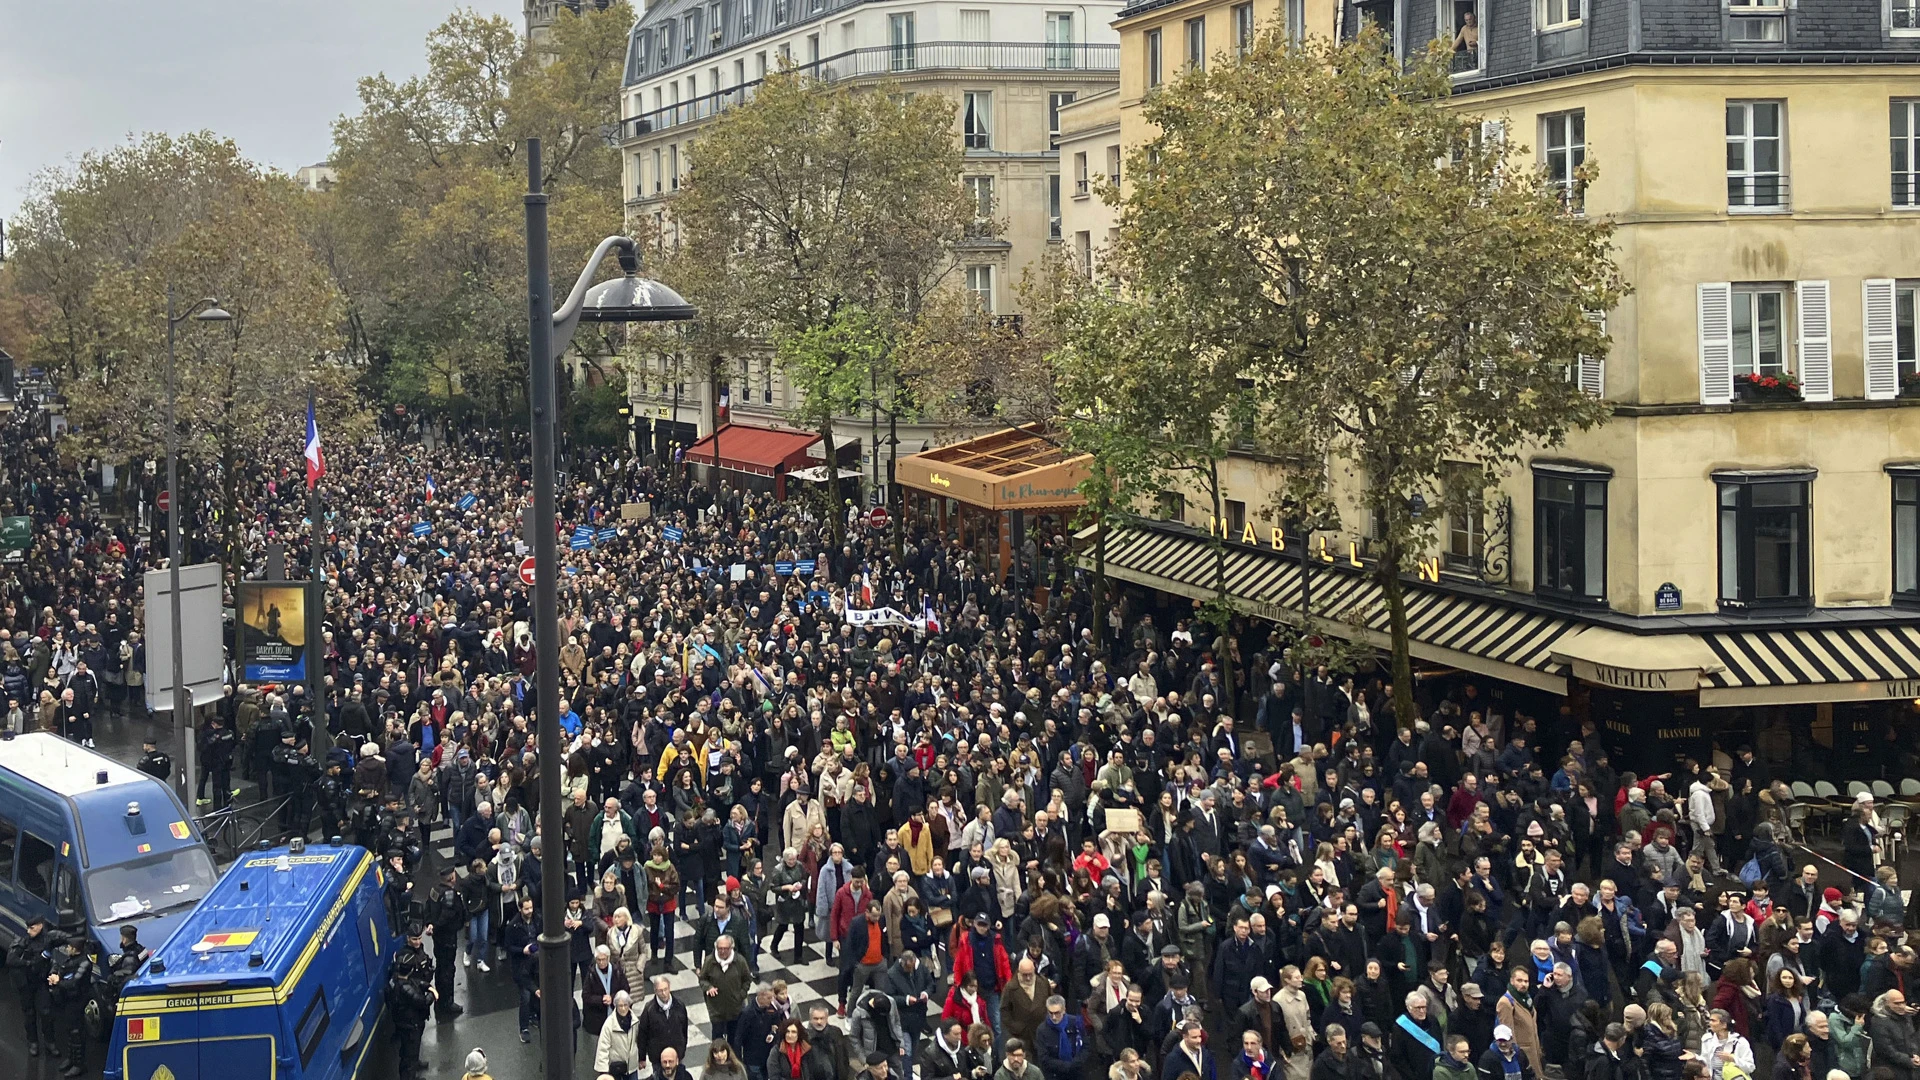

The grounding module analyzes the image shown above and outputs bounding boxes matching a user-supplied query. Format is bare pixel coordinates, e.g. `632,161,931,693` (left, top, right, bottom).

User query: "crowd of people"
2,399,1918,1080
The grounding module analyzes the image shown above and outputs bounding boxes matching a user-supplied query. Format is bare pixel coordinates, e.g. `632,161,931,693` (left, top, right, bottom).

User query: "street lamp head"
577,272,697,324
194,303,233,323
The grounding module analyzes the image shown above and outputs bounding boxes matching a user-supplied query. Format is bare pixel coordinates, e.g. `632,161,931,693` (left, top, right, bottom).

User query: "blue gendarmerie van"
107,842,396,1080
0,731,216,1034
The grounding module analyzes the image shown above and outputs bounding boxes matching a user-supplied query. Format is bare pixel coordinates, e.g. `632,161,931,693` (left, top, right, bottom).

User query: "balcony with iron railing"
623,41,1119,140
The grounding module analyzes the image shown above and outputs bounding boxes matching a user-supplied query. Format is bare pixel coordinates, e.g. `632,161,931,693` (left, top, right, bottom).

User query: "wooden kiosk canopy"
894,424,1089,511
895,425,1088,583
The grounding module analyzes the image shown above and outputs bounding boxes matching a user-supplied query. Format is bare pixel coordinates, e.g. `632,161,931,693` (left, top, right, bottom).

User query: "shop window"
1535,469,1608,603
1717,473,1812,609
1895,470,1919,600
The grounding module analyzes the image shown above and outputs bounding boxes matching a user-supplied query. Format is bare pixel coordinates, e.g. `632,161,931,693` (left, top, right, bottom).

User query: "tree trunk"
820,421,844,554
707,361,720,494
1378,549,1417,728
1092,512,1108,660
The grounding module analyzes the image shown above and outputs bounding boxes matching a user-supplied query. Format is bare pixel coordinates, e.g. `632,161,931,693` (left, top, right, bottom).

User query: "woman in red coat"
943,972,992,1029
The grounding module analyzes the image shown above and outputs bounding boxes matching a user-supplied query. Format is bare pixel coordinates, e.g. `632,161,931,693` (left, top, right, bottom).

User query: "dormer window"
1727,0,1786,42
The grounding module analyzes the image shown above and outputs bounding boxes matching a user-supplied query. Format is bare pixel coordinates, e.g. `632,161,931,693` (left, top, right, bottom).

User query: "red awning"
684,424,821,477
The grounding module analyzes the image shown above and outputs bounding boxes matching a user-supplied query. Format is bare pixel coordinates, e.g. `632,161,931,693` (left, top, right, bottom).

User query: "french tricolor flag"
304,402,325,489
424,475,437,502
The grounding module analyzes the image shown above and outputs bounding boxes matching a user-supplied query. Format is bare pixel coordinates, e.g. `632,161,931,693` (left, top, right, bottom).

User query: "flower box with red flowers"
1733,373,1802,403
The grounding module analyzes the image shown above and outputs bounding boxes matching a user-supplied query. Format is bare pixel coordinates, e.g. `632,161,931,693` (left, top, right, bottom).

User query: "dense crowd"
2,400,1918,1080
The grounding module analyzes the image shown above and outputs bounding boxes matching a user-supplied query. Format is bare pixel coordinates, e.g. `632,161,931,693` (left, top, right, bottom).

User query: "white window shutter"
1864,278,1900,401
1796,280,1832,402
1578,311,1607,397
1698,282,1734,404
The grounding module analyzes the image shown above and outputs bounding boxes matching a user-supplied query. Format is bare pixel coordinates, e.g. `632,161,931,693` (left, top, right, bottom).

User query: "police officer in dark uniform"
200,713,237,809
351,788,385,850
136,737,172,783
386,923,436,1080
47,932,94,1077
384,849,417,930
6,916,56,1057
426,866,468,1022
104,925,148,1011
314,757,352,841
271,730,307,834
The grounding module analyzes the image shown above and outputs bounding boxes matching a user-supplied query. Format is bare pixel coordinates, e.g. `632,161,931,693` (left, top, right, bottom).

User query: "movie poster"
236,582,307,683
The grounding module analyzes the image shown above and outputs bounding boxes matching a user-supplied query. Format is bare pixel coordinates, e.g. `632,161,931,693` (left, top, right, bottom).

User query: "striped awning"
1698,625,1920,706
1089,524,1583,694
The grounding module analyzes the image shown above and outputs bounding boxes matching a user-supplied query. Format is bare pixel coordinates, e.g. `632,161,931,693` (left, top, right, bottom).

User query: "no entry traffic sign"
519,556,537,586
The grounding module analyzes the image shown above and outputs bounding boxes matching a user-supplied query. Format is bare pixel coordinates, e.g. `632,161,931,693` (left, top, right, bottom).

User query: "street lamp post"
164,286,231,808
524,138,695,1080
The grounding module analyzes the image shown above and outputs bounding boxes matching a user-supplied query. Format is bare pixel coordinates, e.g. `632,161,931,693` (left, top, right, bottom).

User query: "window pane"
1583,505,1606,597
1898,477,1919,502
1752,480,1803,506
18,834,54,902
1733,293,1754,373
1720,506,1741,600
1728,105,1746,137
1755,292,1782,372
1751,505,1802,599
1898,501,1918,594
1582,478,1606,507
1754,104,1779,137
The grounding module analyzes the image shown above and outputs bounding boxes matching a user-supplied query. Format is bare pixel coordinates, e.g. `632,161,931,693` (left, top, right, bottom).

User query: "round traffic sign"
518,556,537,587
867,506,890,530
156,490,171,514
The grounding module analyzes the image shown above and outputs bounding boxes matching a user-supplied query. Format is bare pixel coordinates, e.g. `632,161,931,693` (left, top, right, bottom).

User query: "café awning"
1697,624,1920,706
1090,521,1920,707
1086,522,1582,694
896,424,1088,512
684,423,820,478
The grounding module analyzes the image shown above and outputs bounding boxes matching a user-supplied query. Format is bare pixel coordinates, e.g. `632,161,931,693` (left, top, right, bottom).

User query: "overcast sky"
0,0,529,224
